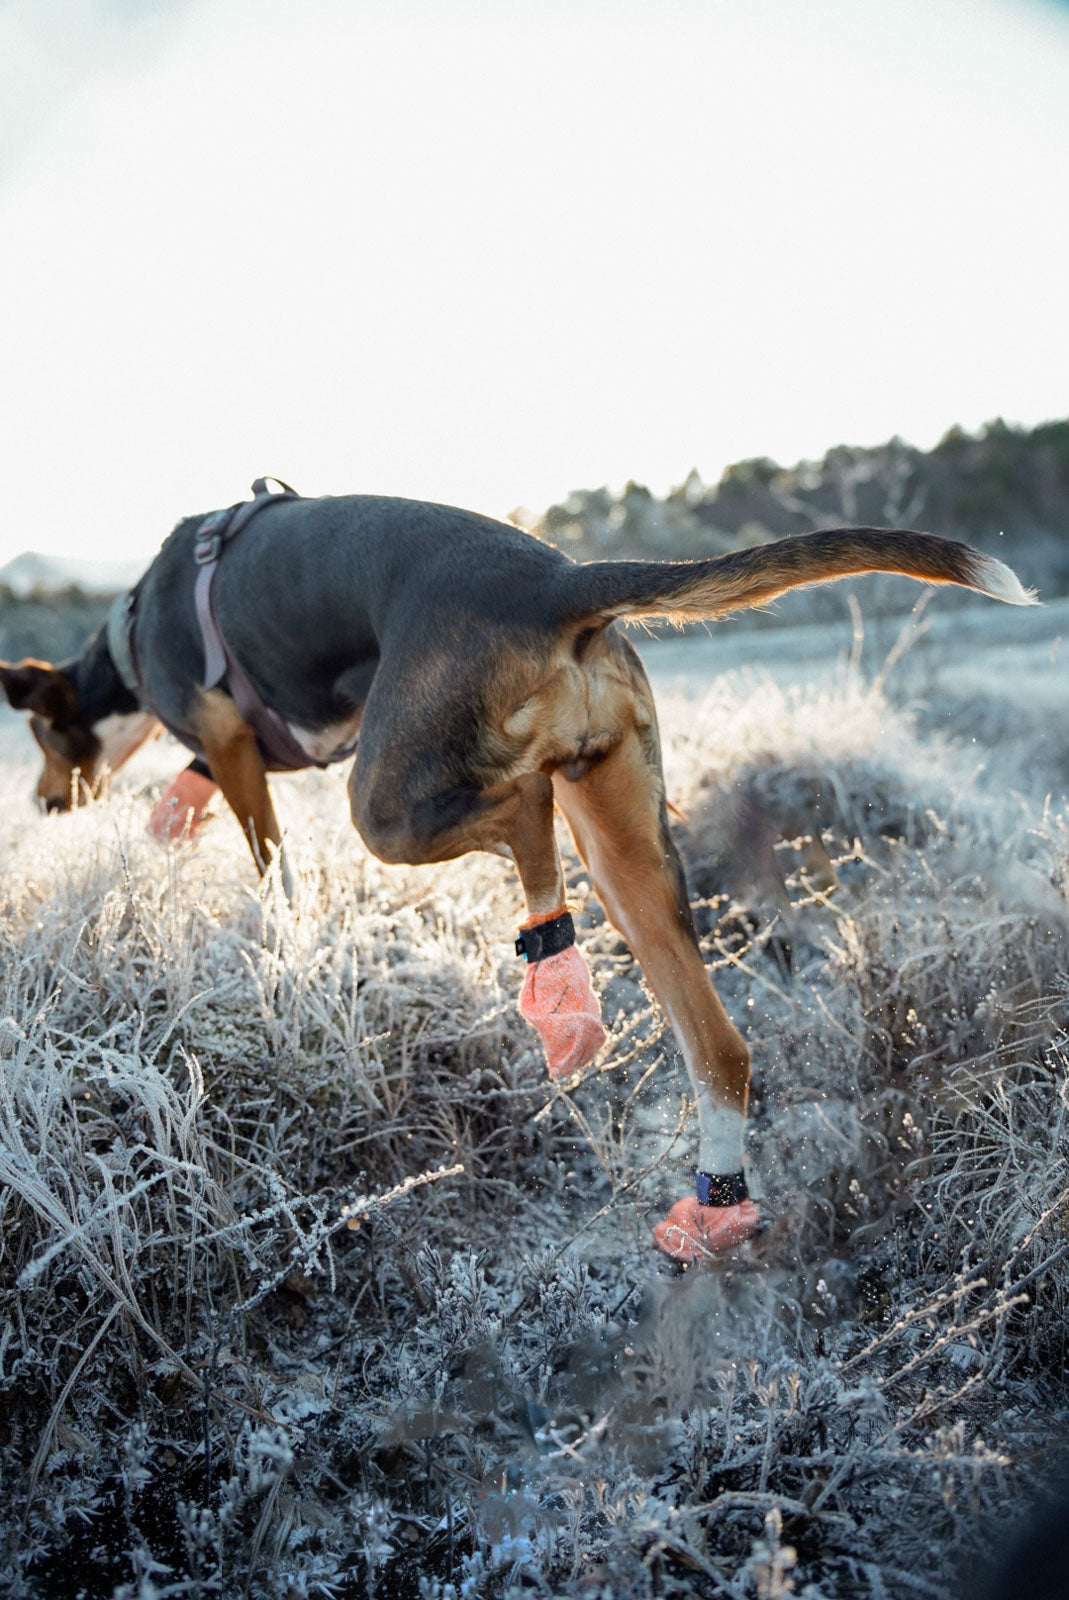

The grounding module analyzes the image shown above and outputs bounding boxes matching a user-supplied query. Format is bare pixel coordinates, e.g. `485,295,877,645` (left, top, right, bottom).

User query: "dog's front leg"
147,760,219,844
193,689,292,894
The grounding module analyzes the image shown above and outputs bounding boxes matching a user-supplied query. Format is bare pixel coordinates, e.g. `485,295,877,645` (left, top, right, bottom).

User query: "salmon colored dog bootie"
516,908,607,1080
148,767,218,844
652,1195,760,1266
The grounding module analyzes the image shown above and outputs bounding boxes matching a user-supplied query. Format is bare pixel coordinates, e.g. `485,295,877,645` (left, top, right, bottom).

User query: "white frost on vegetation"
0,641,1066,1599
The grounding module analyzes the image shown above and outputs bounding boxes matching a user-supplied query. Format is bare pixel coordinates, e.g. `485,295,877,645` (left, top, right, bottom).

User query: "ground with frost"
1,593,1067,1600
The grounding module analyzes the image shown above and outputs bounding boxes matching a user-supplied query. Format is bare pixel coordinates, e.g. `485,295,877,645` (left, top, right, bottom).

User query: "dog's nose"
42,794,66,814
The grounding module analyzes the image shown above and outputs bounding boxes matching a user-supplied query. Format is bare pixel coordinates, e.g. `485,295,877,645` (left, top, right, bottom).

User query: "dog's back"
134,496,1038,796
134,495,567,736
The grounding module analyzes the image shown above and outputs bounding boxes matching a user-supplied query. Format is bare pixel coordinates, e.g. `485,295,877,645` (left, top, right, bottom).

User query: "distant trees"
526,418,1069,597
0,583,112,663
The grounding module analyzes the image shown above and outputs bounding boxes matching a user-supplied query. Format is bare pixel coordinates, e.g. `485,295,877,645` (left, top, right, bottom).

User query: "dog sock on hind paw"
652,1183,760,1266
148,766,218,844
516,907,607,1080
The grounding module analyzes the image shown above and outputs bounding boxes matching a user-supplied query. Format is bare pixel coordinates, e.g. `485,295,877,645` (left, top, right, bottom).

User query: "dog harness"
191,478,321,771
109,478,330,773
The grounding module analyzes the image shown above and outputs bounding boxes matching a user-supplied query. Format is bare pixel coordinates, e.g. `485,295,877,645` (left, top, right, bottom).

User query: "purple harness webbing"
190,478,326,773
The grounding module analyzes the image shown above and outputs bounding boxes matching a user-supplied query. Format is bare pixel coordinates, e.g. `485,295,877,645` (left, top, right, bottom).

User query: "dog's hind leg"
350,761,607,1076
500,774,608,1078
552,716,759,1263
354,765,560,896
193,689,291,893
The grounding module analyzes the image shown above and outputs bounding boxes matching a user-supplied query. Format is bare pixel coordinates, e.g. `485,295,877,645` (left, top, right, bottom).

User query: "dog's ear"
0,660,80,726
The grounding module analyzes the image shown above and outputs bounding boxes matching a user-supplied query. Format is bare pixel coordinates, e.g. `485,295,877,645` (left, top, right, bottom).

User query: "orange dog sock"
148,767,218,843
652,1195,760,1265
516,907,607,1080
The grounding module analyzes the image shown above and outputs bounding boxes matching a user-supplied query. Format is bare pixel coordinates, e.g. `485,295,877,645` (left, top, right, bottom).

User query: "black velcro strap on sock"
696,1170,749,1207
515,911,576,963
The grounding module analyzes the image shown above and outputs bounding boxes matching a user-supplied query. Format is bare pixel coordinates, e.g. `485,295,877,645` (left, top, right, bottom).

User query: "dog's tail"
554,527,1037,629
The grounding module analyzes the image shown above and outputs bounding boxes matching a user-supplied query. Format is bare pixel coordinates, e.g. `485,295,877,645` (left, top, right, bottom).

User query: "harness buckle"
193,509,230,566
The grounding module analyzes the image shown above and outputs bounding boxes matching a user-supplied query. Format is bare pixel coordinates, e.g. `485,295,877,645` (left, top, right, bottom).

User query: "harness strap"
198,571,316,771
190,479,320,773
107,593,141,696
193,562,228,686
193,481,299,690
111,478,327,774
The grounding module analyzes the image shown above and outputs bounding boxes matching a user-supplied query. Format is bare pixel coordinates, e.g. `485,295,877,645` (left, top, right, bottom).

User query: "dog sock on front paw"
516,908,607,1079
148,767,218,843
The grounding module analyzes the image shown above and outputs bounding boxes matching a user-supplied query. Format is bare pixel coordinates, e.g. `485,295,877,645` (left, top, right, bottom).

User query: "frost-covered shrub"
0,641,1066,1599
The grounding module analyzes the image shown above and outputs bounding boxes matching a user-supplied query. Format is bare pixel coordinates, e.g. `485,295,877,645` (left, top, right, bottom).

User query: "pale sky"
2,0,1068,567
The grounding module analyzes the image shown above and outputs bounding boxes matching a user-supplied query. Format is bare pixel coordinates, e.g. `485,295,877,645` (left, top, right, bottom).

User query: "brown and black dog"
0,483,1036,1262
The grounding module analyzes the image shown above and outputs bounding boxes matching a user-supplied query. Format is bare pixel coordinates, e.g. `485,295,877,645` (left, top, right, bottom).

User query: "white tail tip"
969,553,1040,607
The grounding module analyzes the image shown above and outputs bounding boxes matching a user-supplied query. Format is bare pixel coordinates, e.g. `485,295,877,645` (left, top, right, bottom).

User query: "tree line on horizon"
525,416,1069,597
2,418,1066,664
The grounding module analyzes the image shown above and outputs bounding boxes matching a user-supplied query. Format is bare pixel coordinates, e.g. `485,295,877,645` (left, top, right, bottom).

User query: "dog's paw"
147,769,218,844
652,1196,760,1266
518,944,607,1079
